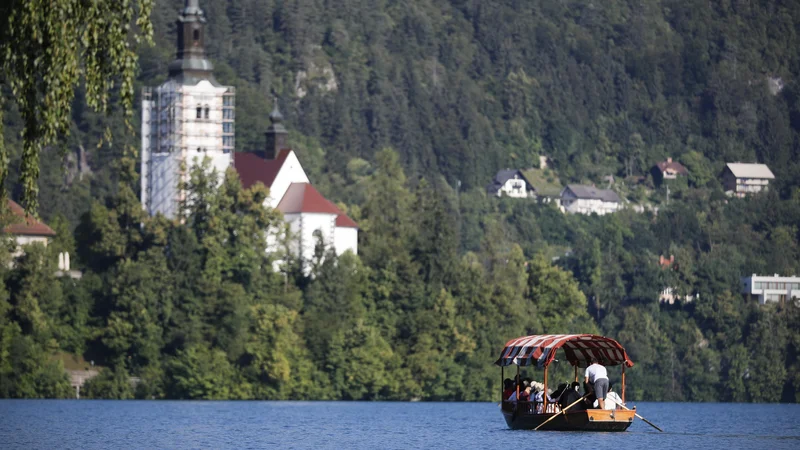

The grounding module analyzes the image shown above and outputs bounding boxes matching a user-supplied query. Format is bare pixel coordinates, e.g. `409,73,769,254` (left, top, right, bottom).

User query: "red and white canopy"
495,334,634,368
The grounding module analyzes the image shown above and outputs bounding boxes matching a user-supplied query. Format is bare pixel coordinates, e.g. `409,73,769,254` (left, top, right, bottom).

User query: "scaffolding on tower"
141,83,235,215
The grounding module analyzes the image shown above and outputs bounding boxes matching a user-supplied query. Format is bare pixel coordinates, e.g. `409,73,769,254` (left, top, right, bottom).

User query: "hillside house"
560,184,622,215
3,200,56,259
741,274,800,305
486,169,536,198
658,287,697,305
652,157,688,185
722,163,775,198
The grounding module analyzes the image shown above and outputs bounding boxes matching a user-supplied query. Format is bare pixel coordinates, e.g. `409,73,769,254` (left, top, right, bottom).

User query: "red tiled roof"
655,159,688,175
277,183,341,214
277,183,360,229
3,200,56,237
336,214,358,228
233,149,291,189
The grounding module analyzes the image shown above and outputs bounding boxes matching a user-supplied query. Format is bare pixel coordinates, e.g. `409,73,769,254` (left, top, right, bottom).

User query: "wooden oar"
533,394,588,431
615,402,663,432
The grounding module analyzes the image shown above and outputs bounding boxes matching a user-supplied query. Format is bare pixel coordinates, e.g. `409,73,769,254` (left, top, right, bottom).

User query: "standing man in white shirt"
584,357,609,409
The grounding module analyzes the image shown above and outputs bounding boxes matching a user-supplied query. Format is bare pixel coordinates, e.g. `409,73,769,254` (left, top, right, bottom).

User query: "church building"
140,0,357,265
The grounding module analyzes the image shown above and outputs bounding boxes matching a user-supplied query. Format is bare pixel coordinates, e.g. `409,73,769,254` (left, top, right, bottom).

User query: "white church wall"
334,227,358,256
298,213,336,264
266,152,309,209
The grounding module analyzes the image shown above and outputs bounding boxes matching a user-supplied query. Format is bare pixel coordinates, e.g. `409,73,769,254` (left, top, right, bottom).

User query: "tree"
526,255,596,334
1,0,154,213
82,365,134,400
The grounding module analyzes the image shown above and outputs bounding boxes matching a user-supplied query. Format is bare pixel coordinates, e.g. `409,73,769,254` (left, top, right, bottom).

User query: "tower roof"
168,0,218,85
267,97,288,135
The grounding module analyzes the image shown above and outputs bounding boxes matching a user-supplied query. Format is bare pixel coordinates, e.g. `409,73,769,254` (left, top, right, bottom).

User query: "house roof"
278,183,360,229
276,183,336,213
336,214,359,228
278,183,341,215
726,163,775,179
233,149,292,189
486,169,534,193
564,184,622,203
655,159,688,175
3,200,56,237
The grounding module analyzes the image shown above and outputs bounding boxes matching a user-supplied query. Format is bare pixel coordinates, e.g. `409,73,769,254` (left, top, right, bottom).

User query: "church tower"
261,99,289,160
141,0,235,219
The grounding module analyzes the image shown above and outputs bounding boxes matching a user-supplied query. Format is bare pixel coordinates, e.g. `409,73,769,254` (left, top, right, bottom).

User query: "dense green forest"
2,0,800,401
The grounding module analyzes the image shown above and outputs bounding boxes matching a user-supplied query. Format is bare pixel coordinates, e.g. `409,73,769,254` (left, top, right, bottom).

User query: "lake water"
1,401,798,449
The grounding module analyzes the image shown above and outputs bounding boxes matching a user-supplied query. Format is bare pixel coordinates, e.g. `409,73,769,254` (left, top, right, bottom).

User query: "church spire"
262,97,289,160
168,0,217,84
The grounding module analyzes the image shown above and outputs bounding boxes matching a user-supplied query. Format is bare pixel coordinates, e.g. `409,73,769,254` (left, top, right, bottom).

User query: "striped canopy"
495,334,634,368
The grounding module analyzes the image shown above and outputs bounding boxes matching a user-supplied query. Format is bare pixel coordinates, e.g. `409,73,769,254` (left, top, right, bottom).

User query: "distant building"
722,163,775,198
741,274,800,305
141,1,357,271
140,1,236,219
658,287,696,305
236,144,358,263
560,184,622,215
486,169,536,198
652,157,688,185
658,254,675,269
3,199,56,258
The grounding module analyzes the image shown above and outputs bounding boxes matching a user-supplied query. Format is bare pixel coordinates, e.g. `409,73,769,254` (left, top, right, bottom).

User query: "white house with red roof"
3,199,57,259
232,106,358,264
141,1,357,268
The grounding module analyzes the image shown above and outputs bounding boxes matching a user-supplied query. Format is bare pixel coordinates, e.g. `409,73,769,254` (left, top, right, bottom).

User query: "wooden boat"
496,334,635,431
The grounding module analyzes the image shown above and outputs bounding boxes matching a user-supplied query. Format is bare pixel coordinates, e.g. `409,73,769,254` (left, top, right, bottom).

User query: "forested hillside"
2,0,800,402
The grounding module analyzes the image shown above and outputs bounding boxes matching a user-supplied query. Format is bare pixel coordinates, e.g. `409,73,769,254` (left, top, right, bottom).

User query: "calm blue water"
1,401,798,449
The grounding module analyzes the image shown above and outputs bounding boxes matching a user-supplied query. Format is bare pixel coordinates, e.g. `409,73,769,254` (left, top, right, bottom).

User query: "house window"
204,106,210,119
223,122,233,133
196,107,202,119
197,147,201,152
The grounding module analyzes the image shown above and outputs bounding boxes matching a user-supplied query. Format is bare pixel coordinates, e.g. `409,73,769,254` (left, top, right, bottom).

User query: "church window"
193,29,200,42
196,106,202,119
204,106,210,119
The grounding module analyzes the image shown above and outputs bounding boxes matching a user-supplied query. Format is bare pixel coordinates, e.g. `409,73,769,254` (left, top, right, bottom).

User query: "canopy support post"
621,365,626,404
501,366,504,402
574,365,578,383
516,365,520,401
543,365,549,413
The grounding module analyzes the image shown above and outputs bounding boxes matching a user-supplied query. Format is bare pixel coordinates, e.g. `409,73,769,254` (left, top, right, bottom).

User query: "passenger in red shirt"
502,378,514,400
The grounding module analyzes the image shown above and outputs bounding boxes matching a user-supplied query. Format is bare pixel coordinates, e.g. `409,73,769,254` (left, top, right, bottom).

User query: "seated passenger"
559,382,587,412
502,378,514,401
552,383,569,401
533,387,555,414
519,385,532,413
